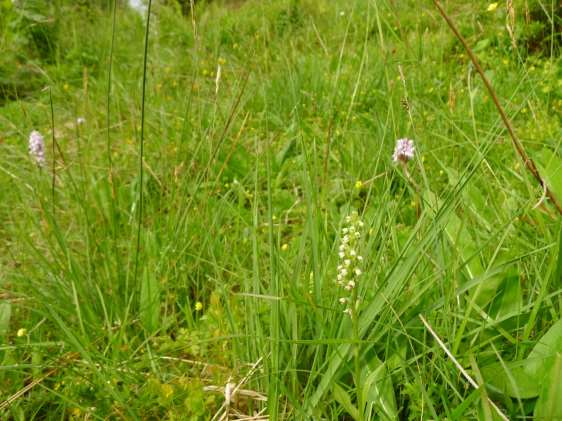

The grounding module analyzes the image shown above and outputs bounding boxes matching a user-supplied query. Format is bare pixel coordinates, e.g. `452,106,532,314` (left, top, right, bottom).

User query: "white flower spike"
334,211,364,317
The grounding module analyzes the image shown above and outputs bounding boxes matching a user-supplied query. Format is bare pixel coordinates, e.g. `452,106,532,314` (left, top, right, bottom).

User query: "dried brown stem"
433,0,562,216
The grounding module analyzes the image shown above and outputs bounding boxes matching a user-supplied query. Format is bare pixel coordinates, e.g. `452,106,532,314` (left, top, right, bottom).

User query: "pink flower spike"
28,130,46,167
392,138,415,163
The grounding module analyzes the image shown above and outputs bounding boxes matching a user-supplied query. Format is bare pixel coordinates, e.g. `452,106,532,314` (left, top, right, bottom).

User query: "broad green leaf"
554,223,562,282
0,301,11,338
428,178,501,307
483,319,562,399
527,318,562,376
435,191,501,307
489,274,521,320
538,148,562,204
481,360,541,399
362,357,397,420
477,401,504,421
18,10,48,22
275,135,296,167
140,268,160,333
534,353,562,419
332,383,359,420
473,38,491,52
450,388,481,419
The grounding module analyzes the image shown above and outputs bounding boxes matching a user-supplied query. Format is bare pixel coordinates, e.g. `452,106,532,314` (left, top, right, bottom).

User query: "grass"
1,0,561,419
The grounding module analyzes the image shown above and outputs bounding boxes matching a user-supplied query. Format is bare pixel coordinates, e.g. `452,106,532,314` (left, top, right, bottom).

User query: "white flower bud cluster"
335,211,364,316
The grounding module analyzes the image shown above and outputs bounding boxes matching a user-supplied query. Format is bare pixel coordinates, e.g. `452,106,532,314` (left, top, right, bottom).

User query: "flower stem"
352,292,363,421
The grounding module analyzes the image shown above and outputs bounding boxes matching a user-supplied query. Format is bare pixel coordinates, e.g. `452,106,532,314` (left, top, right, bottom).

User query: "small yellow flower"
354,180,363,190
63,83,70,91
17,328,27,337
487,2,498,12
281,243,289,251
195,302,203,311
161,383,174,399
218,57,226,65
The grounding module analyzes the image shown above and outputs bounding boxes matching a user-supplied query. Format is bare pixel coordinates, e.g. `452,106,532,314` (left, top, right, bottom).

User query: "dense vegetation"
1,0,561,419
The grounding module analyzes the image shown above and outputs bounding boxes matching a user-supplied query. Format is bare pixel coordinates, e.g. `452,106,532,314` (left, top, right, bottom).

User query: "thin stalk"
106,0,124,305
133,0,152,287
352,297,363,421
266,139,280,419
49,88,56,215
106,0,117,192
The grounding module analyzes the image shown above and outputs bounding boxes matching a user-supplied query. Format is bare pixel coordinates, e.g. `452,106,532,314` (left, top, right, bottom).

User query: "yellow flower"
354,180,363,190
487,2,498,12
17,328,27,337
195,302,203,311
161,383,174,399
281,243,289,251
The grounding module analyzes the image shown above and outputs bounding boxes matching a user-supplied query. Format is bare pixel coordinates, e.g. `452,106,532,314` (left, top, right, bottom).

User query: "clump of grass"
1,0,561,419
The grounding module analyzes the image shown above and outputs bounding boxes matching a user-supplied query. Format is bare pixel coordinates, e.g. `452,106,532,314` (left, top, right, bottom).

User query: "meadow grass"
1,0,561,419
